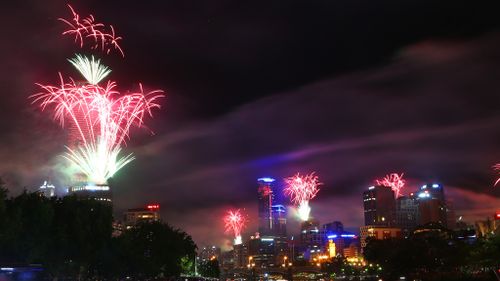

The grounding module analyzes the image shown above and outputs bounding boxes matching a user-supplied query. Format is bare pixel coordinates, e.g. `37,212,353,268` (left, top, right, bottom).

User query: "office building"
396,194,419,236
417,183,448,227
363,185,396,227
68,184,112,203
271,204,287,237
359,225,402,249
257,177,275,235
123,204,161,229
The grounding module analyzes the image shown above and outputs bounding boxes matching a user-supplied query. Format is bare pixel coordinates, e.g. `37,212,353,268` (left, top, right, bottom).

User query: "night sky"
1,0,499,248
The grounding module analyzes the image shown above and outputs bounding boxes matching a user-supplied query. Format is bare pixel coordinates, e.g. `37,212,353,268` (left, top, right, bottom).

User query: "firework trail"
375,173,405,198
32,72,163,184
59,4,124,56
224,209,246,245
494,164,500,186
32,5,164,185
284,172,322,221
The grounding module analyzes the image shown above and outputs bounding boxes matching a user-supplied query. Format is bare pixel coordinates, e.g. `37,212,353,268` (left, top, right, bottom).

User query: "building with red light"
123,204,161,229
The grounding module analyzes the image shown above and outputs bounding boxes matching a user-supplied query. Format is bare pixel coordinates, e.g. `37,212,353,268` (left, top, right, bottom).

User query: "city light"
146,204,160,210
284,172,322,221
258,177,276,183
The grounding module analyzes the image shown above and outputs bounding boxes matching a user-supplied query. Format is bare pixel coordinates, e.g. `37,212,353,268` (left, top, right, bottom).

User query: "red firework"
59,4,124,56
284,172,322,206
223,209,246,239
376,173,405,198
31,74,164,183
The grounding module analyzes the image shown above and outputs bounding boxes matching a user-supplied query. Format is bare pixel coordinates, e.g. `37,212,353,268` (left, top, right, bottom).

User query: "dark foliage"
0,179,196,280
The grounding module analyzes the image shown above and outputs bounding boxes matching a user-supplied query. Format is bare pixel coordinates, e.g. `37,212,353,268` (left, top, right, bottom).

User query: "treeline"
364,225,500,281
0,184,196,280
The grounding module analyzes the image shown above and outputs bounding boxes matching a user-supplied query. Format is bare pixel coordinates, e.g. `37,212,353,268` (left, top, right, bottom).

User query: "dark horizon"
0,0,499,248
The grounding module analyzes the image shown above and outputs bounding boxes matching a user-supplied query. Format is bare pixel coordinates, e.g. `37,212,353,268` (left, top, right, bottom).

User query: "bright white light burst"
68,54,111,85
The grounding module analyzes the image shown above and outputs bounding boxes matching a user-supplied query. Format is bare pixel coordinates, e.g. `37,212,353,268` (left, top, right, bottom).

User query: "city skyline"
0,0,499,249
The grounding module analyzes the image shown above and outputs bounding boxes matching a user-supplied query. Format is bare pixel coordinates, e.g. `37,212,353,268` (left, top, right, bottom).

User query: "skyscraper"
363,185,396,226
396,193,419,235
417,183,448,227
271,204,287,237
257,177,275,235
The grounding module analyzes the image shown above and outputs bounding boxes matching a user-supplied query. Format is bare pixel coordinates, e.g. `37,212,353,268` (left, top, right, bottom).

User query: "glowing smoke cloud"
224,209,246,245
494,164,500,186
284,172,322,221
32,5,164,185
375,173,405,198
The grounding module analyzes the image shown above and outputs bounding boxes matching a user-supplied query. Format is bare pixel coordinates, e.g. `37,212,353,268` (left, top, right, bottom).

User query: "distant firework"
59,4,124,56
284,172,322,221
224,209,246,245
376,173,405,197
494,164,500,186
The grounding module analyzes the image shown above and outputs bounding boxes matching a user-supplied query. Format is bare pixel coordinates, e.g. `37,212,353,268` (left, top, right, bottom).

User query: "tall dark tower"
363,185,396,226
257,177,275,235
417,183,449,227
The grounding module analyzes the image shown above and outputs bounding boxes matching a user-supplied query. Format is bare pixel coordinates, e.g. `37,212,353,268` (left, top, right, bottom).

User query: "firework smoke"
224,209,246,245
284,172,322,221
375,173,405,198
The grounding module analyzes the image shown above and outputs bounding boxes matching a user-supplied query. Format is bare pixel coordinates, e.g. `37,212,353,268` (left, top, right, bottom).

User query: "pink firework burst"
376,173,405,197
494,164,500,186
59,4,124,56
31,74,164,184
284,172,322,221
224,209,246,244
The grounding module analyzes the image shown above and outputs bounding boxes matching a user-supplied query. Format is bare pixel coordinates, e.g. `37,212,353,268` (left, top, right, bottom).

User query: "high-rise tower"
257,177,275,235
363,185,396,226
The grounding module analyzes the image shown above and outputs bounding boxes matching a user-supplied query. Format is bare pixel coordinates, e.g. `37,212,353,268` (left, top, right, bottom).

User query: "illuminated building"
254,177,289,267
199,246,221,262
247,235,276,267
38,180,56,198
123,204,160,229
323,221,357,258
271,204,287,237
396,194,418,236
68,184,112,203
363,185,396,227
343,243,360,259
417,183,448,227
233,243,248,268
359,225,401,249
257,177,275,235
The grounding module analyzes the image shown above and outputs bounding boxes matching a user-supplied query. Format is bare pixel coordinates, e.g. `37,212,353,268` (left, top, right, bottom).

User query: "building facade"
363,185,396,227
123,204,161,229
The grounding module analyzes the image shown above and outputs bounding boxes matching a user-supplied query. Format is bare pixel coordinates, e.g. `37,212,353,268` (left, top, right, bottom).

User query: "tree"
114,221,197,279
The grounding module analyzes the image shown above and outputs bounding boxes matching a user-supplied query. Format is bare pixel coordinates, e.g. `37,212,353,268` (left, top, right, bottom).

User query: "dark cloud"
108,35,500,246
